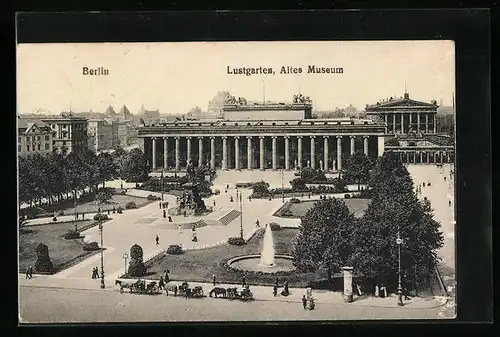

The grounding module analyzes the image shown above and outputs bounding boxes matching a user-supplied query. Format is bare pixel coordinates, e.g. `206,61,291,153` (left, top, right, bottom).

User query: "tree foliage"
251,181,270,197
299,167,326,182
292,198,356,281
128,244,147,277
34,243,54,273
120,148,149,184
343,151,373,189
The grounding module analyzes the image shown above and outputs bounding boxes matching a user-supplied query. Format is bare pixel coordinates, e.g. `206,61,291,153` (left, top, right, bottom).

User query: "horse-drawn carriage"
178,283,204,298
226,287,254,301
116,279,160,295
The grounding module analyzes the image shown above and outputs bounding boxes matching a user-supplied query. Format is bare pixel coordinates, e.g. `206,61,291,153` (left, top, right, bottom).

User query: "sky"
17,41,455,115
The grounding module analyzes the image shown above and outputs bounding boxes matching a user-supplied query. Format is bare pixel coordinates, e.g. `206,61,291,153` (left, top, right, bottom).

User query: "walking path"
19,274,447,309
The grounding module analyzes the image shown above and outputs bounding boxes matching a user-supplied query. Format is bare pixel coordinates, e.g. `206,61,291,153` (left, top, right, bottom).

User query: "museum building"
137,94,386,172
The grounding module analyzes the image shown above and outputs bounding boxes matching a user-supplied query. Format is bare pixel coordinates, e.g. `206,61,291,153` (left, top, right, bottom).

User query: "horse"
115,280,135,293
164,282,182,296
209,287,227,298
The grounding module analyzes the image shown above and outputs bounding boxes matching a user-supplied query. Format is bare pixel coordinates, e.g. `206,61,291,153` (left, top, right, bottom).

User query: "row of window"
19,135,51,142
18,143,51,152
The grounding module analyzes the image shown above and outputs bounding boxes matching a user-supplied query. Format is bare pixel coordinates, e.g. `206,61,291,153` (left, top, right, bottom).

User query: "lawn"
27,192,153,217
138,228,325,288
275,198,371,219
19,220,102,273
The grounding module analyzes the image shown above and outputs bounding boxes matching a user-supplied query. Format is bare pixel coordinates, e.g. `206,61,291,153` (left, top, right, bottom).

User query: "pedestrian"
255,219,260,228
230,196,234,202
273,284,278,297
82,213,85,220
192,225,196,232
163,209,166,218
375,284,379,297
76,212,79,220
29,266,34,279
449,200,452,207
168,216,172,222
422,182,425,187
226,184,229,190
159,201,162,209
213,274,216,286
403,286,411,301
178,224,182,234
25,266,30,279
302,295,307,309
159,276,164,290
241,275,246,288
275,277,279,288
156,235,160,246
107,209,110,215
213,200,216,207
91,267,95,279
121,182,123,189
444,176,447,181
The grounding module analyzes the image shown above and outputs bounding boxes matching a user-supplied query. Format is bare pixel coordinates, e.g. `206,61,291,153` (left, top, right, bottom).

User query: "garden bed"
18,219,105,274
273,199,371,219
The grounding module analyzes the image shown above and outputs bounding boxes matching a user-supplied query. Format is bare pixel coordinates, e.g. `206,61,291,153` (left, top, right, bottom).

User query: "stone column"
401,113,404,133
210,137,215,169
198,137,203,167
409,113,412,130
393,114,396,133
350,136,355,155
186,137,192,164
433,115,437,133
163,137,168,169
152,137,157,170
222,136,228,170
234,136,240,170
175,137,180,170
420,151,423,164
342,267,354,303
399,151,403,163
272,136,277,170
425,114,429,133
426,152,430,164
384,114,388,128
336,136,342,171
363,136,369,156
417,113,421,132
378,136,385,157
247,136,252,170
323,136,329,171
297,136,303,169
310,136,316,169
259,136,265,170
284,136,290,170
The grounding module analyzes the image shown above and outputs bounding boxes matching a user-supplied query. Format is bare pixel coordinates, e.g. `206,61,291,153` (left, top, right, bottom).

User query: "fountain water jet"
259,224,275,267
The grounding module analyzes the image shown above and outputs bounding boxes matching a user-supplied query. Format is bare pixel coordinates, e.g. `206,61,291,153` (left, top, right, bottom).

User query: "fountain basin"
227,254,295,274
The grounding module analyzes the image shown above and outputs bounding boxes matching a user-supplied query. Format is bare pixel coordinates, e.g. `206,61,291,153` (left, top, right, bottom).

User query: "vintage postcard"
17,41,456,322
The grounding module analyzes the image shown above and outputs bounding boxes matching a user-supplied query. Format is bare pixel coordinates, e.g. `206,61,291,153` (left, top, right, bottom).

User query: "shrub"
147,194,161,201
344,194,351,199
166,244,183,254
63,229,80,240
290,198,301,204
128,244,147,277
125,201,137,209
93,213,109,221
269,222,282,231
227,237,246,245
24,207,46,219
83,242,100,251
34,243,54,273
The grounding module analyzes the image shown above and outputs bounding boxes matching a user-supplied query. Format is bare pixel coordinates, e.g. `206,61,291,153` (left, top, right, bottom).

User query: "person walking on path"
158,276,165,290
163,269,170,283
159,202,162,209
213,274,216,286
302,295,307,309
25,266,30,279
273,284,278,297
255,219,260,228
155,235,160,246
241,275,246,288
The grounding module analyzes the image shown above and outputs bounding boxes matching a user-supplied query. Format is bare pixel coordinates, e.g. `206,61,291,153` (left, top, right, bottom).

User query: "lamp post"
123,252,129,275
160,170,164,201
99,219,105,289
281,169,285,203
239,193,243,239
396,226,403,306
73,189,77,232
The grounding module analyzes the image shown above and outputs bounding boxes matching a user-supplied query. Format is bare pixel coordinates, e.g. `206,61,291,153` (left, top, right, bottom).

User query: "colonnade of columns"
384,113,437,134
393,150,454,164
148,135,384,171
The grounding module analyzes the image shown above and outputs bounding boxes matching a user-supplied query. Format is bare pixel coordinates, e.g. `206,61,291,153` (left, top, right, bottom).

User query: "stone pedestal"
342,266,354,303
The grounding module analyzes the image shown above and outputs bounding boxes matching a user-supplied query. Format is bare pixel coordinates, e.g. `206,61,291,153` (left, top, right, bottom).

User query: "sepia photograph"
17,40,457,323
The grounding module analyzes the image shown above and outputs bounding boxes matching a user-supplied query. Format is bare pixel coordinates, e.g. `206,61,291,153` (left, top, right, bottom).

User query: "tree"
292,198,356,284
120,148,149,187
290,177,306,191
34,243,54,273
299,167,326,182
96,188,113,205
96,152,117,188
349,152,444,291
343,151,373,190
251,181,270,197
128,244,147,277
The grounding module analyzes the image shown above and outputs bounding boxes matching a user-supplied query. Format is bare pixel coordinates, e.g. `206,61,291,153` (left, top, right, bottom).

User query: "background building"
41,112,88,155
17,118,55,157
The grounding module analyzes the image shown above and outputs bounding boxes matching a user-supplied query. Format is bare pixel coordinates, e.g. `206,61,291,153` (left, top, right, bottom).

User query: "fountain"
226,224,295,274
259,224,275,267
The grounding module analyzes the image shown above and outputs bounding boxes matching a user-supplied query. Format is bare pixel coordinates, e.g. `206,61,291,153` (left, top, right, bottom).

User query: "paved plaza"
19,164,455,322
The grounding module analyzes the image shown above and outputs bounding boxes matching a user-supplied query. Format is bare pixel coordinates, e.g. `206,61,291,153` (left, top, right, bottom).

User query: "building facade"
137,95,386,172
365,92,438,135
41,112,88,155
88,119,114,151
17,118,55,157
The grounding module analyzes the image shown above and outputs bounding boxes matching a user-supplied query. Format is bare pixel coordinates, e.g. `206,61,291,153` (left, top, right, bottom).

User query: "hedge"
93,213,109,221
166,244,183,254
125,201,137,209
83,242,100,251
227,237,246,246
